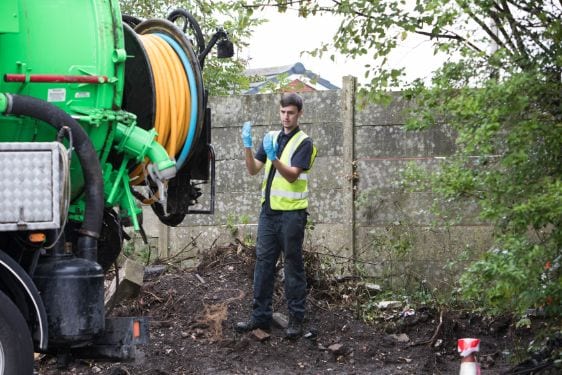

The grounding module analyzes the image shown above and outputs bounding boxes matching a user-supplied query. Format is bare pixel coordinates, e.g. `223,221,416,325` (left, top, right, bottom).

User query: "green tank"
0,0,233,370
1,0,122,194
0,0,176,225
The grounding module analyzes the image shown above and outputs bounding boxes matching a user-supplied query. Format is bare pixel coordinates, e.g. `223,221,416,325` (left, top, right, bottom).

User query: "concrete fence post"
158,222,169,259
342,76,357,270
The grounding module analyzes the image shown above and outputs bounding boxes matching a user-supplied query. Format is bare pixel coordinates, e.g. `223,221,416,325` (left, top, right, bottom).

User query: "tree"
248,1,562,317
119,0,265,95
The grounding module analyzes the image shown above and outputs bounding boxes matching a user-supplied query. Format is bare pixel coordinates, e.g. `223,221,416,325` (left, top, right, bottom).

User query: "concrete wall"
140,76,493,288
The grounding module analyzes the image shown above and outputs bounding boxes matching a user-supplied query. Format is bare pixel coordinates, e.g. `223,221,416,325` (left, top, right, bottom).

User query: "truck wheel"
0,290,34,375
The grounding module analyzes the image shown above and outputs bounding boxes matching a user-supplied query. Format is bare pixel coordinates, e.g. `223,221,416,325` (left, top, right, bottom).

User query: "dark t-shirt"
255,127,313,214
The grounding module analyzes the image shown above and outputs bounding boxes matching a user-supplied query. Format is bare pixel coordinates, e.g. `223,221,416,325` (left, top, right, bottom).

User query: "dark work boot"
285,317,303,339
234,319,270,333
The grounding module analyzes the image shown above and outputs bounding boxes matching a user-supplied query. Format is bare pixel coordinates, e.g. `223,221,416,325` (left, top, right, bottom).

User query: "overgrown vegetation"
250,0,562,318
122,231,155,265
244,1,562,367
226,213,254,246
402,47,562,322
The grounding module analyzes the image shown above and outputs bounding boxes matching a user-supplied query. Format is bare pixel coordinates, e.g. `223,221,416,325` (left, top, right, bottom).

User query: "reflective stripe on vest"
261,130,315,211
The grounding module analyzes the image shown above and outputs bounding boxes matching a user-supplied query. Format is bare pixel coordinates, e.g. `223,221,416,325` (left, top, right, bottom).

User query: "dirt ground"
36,244,542,375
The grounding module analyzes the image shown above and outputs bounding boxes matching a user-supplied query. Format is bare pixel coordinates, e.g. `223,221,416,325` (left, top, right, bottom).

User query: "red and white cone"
458,338,481,375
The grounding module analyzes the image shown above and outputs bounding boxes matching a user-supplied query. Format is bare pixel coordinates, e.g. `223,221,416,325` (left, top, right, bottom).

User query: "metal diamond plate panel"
0,143,62,231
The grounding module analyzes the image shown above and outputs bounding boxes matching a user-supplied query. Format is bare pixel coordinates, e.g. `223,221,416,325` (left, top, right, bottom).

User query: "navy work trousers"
251,207,307,323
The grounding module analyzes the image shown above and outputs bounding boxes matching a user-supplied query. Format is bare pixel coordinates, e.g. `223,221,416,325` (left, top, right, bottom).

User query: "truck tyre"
0,290,34,375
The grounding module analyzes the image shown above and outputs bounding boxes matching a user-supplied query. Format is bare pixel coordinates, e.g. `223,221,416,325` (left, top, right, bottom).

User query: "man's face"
279,104,302,132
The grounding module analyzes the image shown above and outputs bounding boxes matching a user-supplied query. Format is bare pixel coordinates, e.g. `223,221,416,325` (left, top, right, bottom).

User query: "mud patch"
37,245,539,374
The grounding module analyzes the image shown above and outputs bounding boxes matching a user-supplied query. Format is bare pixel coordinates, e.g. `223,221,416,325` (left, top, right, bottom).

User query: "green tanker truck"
0,0,233,372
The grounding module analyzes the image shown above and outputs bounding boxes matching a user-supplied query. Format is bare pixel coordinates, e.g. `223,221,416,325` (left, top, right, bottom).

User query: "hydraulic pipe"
114,122,176,180
0,93,104,261
4,74,109,84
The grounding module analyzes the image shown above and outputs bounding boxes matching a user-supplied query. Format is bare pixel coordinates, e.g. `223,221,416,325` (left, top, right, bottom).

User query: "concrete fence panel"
138,77,491,289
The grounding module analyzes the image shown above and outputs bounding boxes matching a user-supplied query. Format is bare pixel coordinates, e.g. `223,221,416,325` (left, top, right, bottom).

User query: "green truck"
0,1,232,372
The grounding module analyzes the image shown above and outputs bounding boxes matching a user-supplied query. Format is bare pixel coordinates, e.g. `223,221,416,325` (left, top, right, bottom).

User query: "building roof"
243,62,339,94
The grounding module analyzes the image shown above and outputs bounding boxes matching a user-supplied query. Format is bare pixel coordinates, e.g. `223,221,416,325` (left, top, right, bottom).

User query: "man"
236,93,317,339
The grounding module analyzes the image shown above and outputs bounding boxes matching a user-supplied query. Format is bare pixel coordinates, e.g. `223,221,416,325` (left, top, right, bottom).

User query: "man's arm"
244,148,264,176
262,135,312,182
273,139,312,182
270,160,302,182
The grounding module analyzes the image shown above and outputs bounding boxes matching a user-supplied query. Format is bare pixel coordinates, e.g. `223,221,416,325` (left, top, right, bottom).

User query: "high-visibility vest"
261,130,317,210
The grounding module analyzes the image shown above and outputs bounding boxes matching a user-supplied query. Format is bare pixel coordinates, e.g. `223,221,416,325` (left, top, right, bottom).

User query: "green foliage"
368,222,415,260
249,72,315,94
119,0,265,95
252,1,562,317
226,213,254,245
122,233,155,265
257,72,290,93
405,66,562,316
225,213,239,237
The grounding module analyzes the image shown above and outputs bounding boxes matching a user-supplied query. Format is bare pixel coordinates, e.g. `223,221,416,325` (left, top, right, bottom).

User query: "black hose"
122,14,142,28
198,29,229,67
4,94,104,261
166,8,205,56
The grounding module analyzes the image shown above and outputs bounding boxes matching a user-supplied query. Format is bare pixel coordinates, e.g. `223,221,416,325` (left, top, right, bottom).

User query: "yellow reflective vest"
261,130,317,211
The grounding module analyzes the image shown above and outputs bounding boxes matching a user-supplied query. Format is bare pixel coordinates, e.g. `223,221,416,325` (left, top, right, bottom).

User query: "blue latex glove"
241,121,253,148
273,136,278,155
263,132,277,161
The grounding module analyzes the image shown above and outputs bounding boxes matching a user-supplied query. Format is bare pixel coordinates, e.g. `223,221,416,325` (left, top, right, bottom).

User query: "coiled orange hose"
129,33,191,185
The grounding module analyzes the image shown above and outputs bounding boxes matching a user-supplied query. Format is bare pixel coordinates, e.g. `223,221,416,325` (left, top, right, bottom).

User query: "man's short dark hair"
280,93,303,111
